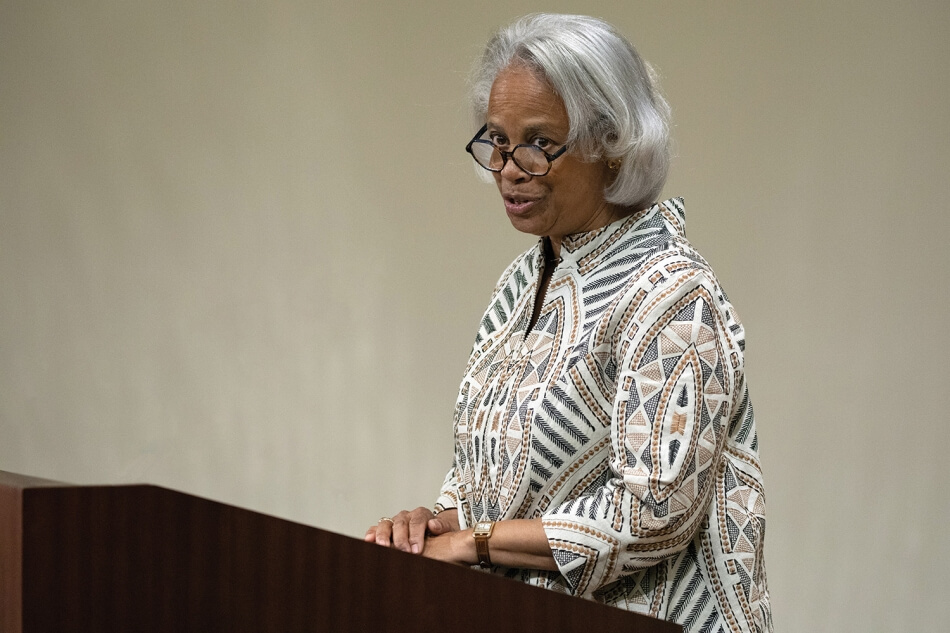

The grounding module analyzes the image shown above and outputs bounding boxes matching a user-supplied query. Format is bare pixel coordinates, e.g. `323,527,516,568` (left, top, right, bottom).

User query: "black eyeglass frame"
465,124,569,177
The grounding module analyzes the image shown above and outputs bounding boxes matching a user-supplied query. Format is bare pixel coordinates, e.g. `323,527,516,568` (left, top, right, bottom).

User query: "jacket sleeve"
434,248,539,528
540,266,743,597
434,465,460,516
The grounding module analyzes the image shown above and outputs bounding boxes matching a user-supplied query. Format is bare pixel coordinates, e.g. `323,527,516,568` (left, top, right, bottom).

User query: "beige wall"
2,1,948,630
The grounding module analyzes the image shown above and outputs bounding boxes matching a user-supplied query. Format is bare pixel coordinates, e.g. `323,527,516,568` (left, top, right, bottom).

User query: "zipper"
525,246,559,340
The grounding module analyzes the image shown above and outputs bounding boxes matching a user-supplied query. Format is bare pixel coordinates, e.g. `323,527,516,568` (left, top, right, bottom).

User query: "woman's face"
486,65,620,251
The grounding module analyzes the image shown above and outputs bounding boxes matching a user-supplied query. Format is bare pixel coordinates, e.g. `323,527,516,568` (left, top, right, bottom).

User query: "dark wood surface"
0,479,22,633
0,471,681,633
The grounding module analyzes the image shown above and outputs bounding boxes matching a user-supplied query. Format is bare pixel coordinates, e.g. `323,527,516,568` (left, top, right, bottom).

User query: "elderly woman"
365,13,771,633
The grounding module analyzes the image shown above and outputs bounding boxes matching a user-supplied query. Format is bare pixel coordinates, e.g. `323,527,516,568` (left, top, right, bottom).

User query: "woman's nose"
499,155,529,182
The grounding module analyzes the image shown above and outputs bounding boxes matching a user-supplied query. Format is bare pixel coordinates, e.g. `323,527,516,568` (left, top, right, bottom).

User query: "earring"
607,158,622,170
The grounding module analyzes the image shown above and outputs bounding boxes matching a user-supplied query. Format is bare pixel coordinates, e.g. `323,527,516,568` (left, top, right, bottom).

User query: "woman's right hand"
364,507,460,554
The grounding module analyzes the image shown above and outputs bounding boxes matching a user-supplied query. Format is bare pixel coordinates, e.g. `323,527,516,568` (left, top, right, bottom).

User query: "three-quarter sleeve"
435,247,539,528
434,465,460,516
541,266,742,597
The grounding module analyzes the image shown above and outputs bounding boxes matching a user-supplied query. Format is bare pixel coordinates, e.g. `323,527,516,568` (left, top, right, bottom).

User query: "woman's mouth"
504,196,539,215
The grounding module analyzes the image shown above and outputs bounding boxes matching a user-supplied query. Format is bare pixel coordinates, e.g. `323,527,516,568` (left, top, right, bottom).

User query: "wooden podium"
0,471,681,632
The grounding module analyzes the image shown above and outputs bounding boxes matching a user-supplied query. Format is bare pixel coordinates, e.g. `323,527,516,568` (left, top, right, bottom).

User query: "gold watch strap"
473,520,495,568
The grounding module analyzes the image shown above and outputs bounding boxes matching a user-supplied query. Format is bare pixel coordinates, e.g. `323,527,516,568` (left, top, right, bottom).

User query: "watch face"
475,521,492,534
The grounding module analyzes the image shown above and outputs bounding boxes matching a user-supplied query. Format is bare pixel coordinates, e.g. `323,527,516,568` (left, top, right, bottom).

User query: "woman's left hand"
420,526,471,565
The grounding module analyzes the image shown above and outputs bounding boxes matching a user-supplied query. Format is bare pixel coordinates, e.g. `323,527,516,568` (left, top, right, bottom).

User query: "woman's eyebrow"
522,124,556,137
485,122,561,138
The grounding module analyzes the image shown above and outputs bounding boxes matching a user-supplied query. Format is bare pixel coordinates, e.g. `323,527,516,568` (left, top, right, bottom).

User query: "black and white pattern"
437,199,771,633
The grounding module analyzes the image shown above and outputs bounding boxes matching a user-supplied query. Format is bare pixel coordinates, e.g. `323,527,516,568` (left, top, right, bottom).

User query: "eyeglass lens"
470,142,550,176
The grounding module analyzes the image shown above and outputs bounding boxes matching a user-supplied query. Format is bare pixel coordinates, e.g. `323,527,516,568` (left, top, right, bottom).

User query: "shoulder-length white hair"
471,13,671,211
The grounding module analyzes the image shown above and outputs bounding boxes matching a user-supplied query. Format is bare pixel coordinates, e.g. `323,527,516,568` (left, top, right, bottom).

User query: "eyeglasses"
465,124,568,177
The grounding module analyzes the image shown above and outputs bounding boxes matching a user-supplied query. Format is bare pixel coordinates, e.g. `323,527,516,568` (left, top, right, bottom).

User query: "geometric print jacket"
435,199,772,633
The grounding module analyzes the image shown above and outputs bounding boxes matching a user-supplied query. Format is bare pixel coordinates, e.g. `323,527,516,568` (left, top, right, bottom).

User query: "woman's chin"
504,202,549,235
505,212,547,237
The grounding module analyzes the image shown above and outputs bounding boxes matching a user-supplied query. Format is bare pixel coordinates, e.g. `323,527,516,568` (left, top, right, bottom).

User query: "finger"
408,507,433,554
364,526,377,542
391,510,413,552
427,510,460,535
375,517,394,547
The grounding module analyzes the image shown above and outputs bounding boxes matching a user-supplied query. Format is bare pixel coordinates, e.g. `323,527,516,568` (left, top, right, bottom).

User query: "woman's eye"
488,132,508,147
532,137,553,150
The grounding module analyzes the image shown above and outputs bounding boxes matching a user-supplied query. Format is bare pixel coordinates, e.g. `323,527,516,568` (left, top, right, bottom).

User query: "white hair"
471,13,671,210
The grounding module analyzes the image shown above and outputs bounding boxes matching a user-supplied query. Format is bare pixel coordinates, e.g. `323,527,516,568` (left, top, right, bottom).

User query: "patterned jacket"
436,198,772,633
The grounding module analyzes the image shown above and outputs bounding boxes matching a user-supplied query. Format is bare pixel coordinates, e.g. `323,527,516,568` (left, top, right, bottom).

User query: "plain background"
2,1,948,630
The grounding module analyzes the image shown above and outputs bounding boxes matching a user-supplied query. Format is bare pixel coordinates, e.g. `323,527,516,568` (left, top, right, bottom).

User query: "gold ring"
378,516,394,524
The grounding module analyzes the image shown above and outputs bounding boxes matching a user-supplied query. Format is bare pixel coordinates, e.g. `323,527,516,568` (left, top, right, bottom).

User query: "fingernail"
411,544,420,554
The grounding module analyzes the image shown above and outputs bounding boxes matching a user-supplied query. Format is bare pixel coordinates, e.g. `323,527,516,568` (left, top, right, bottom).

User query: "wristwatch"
472,520,495,568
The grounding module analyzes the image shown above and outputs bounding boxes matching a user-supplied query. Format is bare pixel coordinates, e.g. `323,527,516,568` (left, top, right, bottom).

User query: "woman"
365,14,771,633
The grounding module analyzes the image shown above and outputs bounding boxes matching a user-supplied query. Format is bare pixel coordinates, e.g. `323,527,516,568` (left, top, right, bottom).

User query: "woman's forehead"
487,66,568,131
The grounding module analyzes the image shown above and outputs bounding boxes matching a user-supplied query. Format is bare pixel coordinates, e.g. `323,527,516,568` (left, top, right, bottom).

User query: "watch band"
472,520,495,568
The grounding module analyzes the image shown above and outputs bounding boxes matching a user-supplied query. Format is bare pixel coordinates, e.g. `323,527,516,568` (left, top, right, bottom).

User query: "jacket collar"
538,198,686,271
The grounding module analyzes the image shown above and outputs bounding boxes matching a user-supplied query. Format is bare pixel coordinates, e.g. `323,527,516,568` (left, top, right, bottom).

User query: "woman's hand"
366,512,557,571
364,507,460,554
420,527,471,565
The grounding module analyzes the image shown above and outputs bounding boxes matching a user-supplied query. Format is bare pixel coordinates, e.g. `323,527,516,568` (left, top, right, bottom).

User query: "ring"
378,516,394,524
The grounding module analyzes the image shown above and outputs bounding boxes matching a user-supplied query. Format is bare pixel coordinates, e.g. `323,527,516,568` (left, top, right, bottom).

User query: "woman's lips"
504,196,539,215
